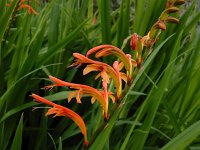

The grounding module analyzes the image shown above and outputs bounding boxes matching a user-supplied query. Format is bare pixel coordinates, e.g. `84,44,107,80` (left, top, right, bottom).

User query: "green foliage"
0,0,199,149
10,113,24,150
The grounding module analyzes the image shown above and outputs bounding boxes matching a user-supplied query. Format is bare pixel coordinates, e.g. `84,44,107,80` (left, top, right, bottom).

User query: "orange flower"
31,94,88,146
18,4,39,15
73,53,125,99
85,45,134,83
45,76,115,120
6,0,39,15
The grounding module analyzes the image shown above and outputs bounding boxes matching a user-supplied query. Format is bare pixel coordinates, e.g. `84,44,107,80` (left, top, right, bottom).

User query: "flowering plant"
32,0,185,147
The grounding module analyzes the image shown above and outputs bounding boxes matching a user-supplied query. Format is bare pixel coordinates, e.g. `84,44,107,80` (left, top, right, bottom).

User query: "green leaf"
0,91,70,123
116,0,131,47
183,11,200,37
120,34,174,150
89,105,122,150
125,31,183,150
58,137,62,150
97,0,111,44
37,19,88,66
0,0,18,42
10,113,24,150
161,120,200,150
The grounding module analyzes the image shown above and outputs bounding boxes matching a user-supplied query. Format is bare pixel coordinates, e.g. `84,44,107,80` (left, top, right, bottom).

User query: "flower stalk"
32,0,185,146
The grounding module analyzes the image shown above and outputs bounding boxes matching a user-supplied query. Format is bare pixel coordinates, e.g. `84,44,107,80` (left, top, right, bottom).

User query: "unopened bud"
166,16,179,24
165,6,179,14
154,20,166,30
166,1,173,8
174,0,185,6
161,6,179,20
130,33,138,50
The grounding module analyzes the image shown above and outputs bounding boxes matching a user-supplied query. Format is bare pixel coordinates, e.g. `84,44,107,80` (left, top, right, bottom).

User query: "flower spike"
31,94,88,146
47,76,112,119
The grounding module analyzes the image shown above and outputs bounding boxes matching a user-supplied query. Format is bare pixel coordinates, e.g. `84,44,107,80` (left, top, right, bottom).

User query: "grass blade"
161,120,200,150
97,0,111,44
0,0,18,42
10,113,24,150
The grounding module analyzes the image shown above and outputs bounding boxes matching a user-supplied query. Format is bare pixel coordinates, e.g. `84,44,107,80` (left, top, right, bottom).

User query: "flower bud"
160,7,179,20
130,33,138,50
154,20,166,30
166,16,179,24
174,0,185,6
165,6,179,14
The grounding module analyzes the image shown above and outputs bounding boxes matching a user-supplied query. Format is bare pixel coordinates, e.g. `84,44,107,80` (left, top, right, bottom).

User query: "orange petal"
131,60,137,67
91,97,96,104
68,91,77,103
86,45,133,80
83,64,100,75
118,62,125,71
32,94,88,144
32,94,55,106
100,70,110,84
108,92,115,103
95,48,113,57
120,72,128,83
86,45,114,57
46,107,60,117
73,53,95,64
95,73,101,80
49,76,108,119
76,90,82,103
18,4,39,16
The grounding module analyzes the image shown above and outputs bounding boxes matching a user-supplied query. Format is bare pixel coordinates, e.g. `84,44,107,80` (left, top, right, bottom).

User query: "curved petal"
86,45,133,81
100,69,110,84
68,91,77,103
86,45,114,57
17,4,39,15
76,89,82,103
32,94,88,145
83,64,101,75
91,97,96,104
48,76,109,119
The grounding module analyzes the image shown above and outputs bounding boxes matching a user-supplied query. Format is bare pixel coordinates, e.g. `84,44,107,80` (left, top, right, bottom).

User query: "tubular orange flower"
6,0,39,15
73,53,125,99
85,45,134,83
17,4,39,15
46,76,113,119
31,94,88,146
